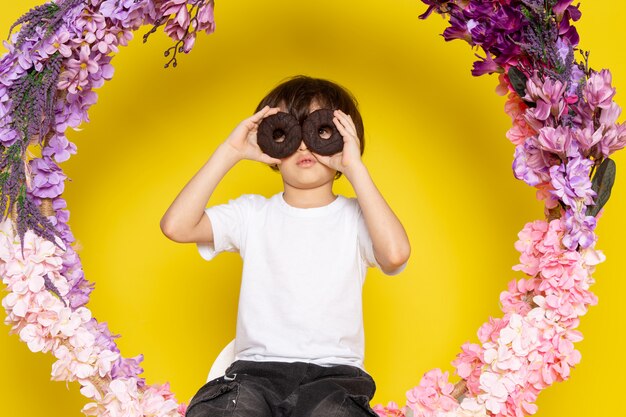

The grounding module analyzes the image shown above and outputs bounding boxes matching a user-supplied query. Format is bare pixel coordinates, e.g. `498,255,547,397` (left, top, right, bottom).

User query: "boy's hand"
311,109,364,177
223,106,283,165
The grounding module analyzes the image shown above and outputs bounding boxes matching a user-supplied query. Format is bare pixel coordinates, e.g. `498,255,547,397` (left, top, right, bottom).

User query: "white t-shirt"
197,192,406,369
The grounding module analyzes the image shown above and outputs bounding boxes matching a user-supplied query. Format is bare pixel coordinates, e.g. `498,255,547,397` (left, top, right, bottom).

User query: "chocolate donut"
257,112,302,158
302,109,344,156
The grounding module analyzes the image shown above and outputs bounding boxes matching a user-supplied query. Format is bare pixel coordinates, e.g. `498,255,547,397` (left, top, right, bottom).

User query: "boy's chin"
283,174,336,189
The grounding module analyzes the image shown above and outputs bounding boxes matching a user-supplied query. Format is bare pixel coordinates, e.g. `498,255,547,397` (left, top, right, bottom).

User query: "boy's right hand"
223,106,283,166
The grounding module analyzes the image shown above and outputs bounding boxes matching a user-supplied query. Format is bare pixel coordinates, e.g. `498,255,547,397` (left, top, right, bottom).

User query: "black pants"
185,360,379,417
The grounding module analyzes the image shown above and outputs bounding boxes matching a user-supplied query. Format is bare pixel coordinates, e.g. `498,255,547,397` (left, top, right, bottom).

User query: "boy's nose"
297,140,308,151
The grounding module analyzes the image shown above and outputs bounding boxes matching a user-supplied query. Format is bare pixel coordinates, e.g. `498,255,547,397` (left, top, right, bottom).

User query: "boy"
160,76,410,417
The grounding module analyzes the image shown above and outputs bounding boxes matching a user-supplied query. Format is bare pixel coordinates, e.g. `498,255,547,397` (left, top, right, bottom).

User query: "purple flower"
42,133,77,163
418,0,458,20
553,0,576,15
60,246,93,309
111,355,145,384
29,157,67,199
472,51,502,76
75,10,106,35
100,0,137,21
0,45,28,88
0,127,18,146
66,280,93,309
443,11,473,42
567,64,585,97
0,88,18,145
555,2,582,47
562,208,597,250
85,318,121,353
41,26,73,59
548,156,595,208
58,45,100,94
56,89,99,132
512,137,557,186
44,196,75,245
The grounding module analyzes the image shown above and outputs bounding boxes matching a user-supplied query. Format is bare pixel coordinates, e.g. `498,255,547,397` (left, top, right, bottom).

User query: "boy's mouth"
297,157,316,166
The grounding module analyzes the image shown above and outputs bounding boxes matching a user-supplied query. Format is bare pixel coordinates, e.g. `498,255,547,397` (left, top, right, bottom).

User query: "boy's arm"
160,106,281,244
311,109,410,274
160,144,240,243
347,164,411,275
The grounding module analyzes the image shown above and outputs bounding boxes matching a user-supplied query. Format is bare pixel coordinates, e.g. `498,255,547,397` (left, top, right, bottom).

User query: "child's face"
275,100,338,190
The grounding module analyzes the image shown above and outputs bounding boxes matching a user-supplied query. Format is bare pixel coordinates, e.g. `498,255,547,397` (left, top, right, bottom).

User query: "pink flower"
500,387,540,417
51,344,76,381
161,0,190,41
51,342,119,381
500,278,540,315
50,306,91,338
406,369,458,417
19,323,53,352
140,384,180,416
79,379,103,401
373,402,405,417
572,125,603,157
483,342,520,372
477,371,516,414
83,378,142,416
583,69,615,109
514,220,549,253
182,32,196,53
523,75,568,122
477,317,509,344
535,182,560,210
498,314,540,357
452,342,484,395
505,94,537,145
536,125,578,158
197,0,216,34
598,123,626,156
599,101,622,126
456,398,489,417
507,115,537,146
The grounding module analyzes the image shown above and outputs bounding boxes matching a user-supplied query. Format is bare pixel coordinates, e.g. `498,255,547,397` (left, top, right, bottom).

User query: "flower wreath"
0,1,622,417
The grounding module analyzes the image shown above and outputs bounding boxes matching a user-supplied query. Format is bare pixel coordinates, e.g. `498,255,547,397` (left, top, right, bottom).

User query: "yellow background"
1,1,625,416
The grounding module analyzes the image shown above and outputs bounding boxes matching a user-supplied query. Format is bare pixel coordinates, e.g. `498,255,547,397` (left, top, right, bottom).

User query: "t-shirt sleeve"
357,203,407,276
196,194,260,261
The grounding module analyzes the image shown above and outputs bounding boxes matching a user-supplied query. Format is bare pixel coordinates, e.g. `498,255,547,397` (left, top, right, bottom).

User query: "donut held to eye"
256,112,302,158
302,109,344,156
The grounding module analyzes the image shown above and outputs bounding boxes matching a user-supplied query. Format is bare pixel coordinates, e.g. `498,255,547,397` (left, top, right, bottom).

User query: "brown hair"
255,75,365,179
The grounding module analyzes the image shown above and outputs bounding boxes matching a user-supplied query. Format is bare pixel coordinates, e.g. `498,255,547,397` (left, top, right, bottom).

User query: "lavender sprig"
518,2,562,77
8,0,85,48
8,52,63,144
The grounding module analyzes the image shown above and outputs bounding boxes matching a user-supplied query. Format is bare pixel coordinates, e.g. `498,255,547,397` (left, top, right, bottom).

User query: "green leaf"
586,158,617,217
508,67,528,99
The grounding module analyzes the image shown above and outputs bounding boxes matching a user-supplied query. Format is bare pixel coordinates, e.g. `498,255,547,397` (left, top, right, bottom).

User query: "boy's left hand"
311,109,364,177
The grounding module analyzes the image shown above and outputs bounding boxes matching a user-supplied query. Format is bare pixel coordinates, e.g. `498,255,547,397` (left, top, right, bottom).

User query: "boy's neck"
282,185,337,208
